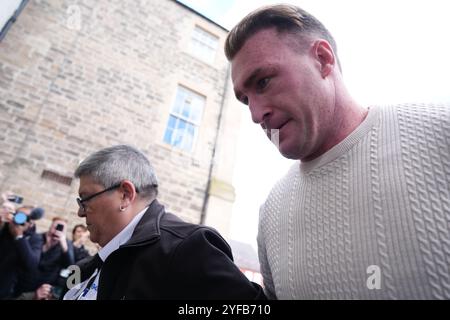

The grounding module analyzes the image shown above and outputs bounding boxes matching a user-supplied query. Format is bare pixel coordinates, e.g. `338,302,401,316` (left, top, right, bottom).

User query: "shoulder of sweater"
390,102,450,133
390,102,450,117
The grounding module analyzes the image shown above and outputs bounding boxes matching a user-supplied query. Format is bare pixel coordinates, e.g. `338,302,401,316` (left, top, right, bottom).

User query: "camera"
51,268,72,300
13,211,29,225
50,285,64,300
55,223,64,232
11,207,44,225
7,195,23,204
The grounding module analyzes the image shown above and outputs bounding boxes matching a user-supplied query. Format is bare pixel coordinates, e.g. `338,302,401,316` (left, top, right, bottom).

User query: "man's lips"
263,120,290,146
277,119,290,131
264,119,290,136
263,119,290,131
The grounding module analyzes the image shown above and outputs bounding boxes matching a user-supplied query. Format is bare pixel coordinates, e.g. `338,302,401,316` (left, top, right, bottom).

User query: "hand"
1,192,13,202
8,221,26,238
1,202,15,224
54,230,68,252
1,211,13,224
34,284,52,300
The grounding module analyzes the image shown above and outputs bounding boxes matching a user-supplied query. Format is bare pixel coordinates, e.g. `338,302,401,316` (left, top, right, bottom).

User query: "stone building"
0,0,241,238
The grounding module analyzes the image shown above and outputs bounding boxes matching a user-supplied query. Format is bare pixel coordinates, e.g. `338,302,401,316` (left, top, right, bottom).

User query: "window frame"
189,25,219,64
163,85,206,153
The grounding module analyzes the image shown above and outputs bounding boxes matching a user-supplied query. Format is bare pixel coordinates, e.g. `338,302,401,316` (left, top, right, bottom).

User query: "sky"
179,0,450,249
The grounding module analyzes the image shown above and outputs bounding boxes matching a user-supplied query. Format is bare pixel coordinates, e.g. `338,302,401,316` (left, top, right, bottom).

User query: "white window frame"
189,25,219,64
163,85,206,153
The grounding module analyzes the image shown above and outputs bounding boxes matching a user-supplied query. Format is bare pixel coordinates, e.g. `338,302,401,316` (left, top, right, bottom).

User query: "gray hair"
225,4,342,71
75,145,158,199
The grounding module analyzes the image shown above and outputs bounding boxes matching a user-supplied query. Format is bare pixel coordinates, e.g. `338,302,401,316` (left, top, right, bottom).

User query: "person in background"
72,224,91,262
0,205,44,299
36,217,75,287
225,4,450,299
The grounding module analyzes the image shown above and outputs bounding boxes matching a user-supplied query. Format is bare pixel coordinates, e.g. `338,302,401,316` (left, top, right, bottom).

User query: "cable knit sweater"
258,103,450,299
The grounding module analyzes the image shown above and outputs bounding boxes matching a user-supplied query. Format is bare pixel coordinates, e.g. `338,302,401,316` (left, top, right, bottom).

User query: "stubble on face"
232,29,339,161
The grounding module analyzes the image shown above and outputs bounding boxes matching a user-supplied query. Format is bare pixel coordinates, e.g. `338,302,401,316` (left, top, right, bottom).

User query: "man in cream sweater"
225,4,450,299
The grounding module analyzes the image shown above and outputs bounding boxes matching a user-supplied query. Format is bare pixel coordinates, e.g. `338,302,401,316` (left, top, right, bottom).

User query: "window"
189,26,219,64
41,170,73,186
163,86,205,152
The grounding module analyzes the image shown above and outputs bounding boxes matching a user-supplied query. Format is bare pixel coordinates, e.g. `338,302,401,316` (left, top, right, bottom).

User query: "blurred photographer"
12,217,75,300
34,217,75,293
0,204,44,299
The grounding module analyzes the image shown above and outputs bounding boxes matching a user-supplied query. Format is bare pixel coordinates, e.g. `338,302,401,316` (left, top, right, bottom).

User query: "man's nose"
77,208,86,218
248,97,272,125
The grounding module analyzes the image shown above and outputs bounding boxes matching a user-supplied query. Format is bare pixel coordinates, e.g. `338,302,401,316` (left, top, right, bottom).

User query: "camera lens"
13,212,28,225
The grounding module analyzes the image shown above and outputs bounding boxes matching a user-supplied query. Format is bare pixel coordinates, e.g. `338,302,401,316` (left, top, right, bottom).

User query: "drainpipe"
199,64,230,224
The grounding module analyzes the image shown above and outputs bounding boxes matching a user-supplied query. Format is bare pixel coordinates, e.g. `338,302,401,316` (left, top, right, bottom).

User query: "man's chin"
278,146,301,160
87,230,97,242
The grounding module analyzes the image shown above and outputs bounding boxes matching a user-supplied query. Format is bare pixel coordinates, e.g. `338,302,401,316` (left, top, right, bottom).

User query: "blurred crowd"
0,192,94,300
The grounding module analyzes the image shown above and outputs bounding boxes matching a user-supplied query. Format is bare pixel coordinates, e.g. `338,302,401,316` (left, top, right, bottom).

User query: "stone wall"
0,0,240,236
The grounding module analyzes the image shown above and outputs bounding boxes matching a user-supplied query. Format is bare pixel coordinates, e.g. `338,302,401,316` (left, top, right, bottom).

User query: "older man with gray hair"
63,144,265,300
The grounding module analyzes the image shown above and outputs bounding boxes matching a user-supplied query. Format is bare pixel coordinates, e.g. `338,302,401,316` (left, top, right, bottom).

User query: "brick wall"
0,0,239,234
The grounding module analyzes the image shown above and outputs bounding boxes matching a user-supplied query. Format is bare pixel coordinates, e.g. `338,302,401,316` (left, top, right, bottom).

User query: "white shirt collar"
98,206,148,263
63,206,148,300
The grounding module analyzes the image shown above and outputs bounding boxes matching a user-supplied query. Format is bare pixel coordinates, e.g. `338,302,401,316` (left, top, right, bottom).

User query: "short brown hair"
224,4,341,70
52,216,68,223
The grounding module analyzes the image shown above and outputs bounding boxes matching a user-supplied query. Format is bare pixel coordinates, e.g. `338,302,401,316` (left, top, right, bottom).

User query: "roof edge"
173,0,229,32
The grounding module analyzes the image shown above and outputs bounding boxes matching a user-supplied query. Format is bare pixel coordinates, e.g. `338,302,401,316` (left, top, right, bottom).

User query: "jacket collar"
77,199,165,282
119,198,165,248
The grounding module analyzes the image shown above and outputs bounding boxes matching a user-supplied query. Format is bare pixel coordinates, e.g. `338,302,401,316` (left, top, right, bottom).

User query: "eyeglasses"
77,183,121,212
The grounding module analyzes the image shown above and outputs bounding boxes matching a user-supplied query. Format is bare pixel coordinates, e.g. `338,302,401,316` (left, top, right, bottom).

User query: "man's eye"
257,77,270,90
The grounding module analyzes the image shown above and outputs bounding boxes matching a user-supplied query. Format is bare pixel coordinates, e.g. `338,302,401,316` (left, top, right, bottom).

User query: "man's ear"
120,180,137,203
313,39,335,78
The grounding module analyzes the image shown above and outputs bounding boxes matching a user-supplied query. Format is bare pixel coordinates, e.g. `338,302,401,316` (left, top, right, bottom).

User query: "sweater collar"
300,106,381,174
